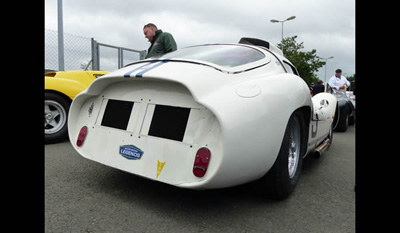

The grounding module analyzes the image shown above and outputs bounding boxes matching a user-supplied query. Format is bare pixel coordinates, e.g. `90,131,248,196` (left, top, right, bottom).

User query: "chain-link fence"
45,29,92,71
45,29,146,72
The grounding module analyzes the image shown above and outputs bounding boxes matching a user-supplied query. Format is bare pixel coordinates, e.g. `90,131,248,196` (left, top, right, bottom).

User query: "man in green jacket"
143,23,177,59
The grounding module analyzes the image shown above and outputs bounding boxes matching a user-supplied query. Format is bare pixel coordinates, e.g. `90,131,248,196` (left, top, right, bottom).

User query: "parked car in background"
331,88,355,132
346,91,356,109
45,70,109,143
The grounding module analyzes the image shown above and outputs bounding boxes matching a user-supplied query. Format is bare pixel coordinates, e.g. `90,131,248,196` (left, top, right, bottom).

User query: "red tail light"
193,147,211,177
76,126,88,147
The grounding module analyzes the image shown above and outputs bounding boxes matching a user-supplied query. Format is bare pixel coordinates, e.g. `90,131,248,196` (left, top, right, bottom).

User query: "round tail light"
193,147,211,177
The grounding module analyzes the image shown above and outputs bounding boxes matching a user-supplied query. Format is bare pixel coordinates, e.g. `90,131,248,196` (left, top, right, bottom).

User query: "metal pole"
270,16,295,55
91,38,100,70
319,56,333,92
140,50,147,60
324,60,328,92
281,22,284,51
57,0,65,71
118,47,122,69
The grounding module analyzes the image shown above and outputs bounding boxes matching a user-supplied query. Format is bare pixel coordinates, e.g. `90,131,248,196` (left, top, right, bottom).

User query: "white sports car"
68,38,337,199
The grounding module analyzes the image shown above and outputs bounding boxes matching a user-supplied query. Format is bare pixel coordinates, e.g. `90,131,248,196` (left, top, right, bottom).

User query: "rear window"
148,105,190,142
101,99,134,130
161,44,265,67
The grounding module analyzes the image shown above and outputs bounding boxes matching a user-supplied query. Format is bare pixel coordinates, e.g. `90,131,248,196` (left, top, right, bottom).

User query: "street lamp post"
320,56,334,84
270,16,296,53
319,56,334,92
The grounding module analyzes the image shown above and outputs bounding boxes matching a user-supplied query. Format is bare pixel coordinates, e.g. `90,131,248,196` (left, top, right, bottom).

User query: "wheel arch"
294,106,311,158
45,90,72,104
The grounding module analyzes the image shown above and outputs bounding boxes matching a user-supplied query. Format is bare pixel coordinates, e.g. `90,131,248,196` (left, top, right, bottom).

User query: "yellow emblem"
156,160,166,179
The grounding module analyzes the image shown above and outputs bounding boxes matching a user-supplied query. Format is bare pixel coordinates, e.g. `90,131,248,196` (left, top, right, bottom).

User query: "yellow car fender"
45,76,87,100
44,71,108,100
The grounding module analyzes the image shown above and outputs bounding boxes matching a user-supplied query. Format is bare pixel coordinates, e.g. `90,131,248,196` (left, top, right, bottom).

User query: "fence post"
57,0,65,71
91,38,100,70
118,47,123,69
139,50,147,60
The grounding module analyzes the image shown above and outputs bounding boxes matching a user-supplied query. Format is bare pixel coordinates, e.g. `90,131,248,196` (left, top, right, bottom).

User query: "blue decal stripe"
123,59,170,78
135,59,170,78
123,60,159,78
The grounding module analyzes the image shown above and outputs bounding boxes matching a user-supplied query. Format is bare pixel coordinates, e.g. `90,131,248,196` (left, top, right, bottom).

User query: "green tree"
346,73,356,91
278,36,326,85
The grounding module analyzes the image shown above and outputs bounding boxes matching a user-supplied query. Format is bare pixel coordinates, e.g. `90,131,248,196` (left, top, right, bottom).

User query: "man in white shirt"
328,69,350,91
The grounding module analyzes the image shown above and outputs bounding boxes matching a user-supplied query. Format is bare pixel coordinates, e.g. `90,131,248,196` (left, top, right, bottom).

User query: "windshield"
160,44,266,68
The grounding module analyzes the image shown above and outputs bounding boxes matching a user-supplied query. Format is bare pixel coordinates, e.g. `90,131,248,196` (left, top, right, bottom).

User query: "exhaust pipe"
314,138,331,159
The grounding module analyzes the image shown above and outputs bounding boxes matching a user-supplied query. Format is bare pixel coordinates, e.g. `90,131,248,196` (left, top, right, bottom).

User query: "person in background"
143,23,177,59
310,82,315,96
312,80,325,95
328,69,350,91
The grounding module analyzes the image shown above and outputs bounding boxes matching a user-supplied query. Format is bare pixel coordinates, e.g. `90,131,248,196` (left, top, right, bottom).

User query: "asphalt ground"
45,125,355,233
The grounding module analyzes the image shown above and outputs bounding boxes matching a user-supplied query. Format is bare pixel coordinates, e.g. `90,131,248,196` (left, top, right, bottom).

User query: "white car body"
68,41,337,193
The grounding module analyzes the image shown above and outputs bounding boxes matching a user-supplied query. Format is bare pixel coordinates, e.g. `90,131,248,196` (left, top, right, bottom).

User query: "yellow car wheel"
45,92,71,143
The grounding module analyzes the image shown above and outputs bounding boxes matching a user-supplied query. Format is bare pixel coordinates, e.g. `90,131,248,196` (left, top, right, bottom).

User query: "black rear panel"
148,105,190,142
101,99,134,130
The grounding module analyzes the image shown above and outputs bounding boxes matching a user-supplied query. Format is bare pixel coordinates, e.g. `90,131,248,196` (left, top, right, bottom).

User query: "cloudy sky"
45,0,355,81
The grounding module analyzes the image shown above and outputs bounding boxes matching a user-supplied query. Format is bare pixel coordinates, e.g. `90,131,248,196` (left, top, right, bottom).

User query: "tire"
256,111,305,200
45,92,71,144
348,114,355,125
335,111,348,132
328,123,333,144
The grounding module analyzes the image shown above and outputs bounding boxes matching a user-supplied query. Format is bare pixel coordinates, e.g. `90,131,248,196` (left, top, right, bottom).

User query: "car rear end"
68,70,224,189
68,44,295,190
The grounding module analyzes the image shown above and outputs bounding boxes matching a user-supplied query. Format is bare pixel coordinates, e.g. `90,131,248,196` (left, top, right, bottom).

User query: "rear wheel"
336,111,348,132
328,123,333,143
256,111,304,200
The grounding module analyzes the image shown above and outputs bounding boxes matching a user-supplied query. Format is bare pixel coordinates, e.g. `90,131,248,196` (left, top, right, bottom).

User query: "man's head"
143,23,158,42
335,69,342,77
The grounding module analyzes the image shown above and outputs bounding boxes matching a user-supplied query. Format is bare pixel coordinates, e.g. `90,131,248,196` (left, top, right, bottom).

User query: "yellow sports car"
45,71,109,143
